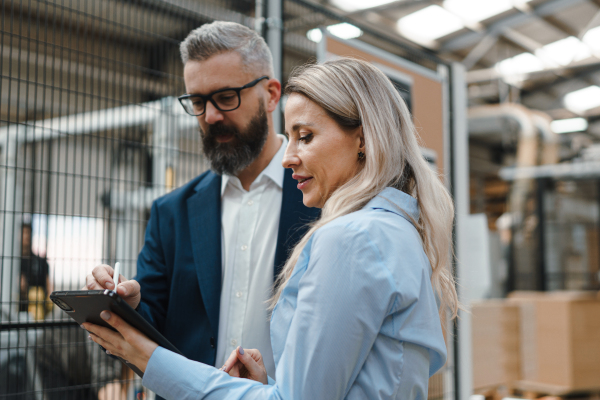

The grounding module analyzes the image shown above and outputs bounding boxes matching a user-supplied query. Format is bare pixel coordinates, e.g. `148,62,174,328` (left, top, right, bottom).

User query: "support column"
450,62,471,400
266,0,283,133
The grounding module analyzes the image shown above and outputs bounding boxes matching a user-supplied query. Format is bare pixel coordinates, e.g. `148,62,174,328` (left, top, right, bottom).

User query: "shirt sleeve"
143,222,437,399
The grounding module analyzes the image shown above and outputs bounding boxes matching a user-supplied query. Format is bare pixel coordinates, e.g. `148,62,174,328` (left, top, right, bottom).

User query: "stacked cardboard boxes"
472,291,600,394
509,291,600,392
472,300,521,390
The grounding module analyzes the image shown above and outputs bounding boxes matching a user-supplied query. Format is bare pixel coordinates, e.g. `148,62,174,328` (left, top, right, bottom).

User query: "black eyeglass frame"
178,75,269,116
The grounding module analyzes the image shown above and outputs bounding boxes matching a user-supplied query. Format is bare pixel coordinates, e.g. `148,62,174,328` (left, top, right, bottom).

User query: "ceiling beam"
347,0,432,15
520,63,600,95
497,28,567,72
466,57,600,83
462,33,499,70
501,28,544,53
540,15,579,37
440,0,587,51
284,13,329,31
578,7,600,38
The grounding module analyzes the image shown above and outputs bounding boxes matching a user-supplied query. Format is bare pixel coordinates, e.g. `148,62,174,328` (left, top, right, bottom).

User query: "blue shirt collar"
365,187,419,225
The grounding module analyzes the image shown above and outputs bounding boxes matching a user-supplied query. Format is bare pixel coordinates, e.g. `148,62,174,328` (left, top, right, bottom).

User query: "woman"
84,58,458,399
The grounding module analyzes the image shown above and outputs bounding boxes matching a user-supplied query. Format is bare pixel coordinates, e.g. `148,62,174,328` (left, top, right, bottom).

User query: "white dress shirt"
216,135,287,377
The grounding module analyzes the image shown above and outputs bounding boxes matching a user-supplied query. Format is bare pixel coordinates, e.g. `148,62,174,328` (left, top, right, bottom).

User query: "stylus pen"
113,262,121,288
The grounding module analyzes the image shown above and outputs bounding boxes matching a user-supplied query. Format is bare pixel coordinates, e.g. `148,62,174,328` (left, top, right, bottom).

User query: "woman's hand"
221,346,268,385
83,311,158,374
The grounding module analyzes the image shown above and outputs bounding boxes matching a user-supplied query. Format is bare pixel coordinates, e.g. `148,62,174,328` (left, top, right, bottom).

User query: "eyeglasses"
178,76,269,116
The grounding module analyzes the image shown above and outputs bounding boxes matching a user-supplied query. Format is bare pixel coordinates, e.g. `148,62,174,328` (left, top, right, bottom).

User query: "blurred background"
1,0,600,399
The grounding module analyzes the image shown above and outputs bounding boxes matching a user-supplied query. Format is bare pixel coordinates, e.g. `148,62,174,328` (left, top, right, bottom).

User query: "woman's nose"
282,144,300,169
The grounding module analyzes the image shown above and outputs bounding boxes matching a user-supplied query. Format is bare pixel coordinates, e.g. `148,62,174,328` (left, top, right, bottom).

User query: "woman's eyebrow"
291,121,315,132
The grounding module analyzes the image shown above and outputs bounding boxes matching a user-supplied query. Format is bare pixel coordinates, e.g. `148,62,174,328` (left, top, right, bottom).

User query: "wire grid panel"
2,0,457,398
0,0,229,397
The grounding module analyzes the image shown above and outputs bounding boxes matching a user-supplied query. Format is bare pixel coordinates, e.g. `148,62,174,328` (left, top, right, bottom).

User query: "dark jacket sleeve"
135,201,170,332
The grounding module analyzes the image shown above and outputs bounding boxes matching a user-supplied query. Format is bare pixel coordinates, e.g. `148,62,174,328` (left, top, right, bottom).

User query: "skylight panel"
495,53,544,77
564,86,600,114
396,5,464,46
550,118,588,134
306,23,363,43
443,0,513,24
582,26,600,53
537,37,592,66
329,0,398,13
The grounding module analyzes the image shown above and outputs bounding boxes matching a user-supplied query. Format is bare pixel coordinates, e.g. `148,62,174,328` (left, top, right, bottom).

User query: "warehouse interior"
1,0,600,399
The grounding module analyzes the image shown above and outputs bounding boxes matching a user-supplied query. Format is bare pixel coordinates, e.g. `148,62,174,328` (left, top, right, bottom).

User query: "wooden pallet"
513,381,600,399
474,383,600,400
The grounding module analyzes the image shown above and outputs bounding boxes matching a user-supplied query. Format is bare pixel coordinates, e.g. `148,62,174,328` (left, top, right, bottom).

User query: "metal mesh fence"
510,178,600,293
1,0,456,399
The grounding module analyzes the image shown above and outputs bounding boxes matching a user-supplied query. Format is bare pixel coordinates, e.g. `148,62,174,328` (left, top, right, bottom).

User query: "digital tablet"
50,289,183,377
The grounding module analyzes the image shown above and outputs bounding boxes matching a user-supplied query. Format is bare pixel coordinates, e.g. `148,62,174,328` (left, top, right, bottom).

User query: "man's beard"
200,102,269,176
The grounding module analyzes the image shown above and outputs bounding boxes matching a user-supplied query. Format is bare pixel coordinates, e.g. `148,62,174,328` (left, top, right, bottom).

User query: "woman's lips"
297,177,313,190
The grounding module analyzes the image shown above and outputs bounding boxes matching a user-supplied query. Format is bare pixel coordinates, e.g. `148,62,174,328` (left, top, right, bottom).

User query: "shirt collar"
221,134,287,195
365,187,420,226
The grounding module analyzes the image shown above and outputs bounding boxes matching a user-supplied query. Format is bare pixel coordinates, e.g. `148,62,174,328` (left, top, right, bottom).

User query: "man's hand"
221,347,268,385
84,264,141,309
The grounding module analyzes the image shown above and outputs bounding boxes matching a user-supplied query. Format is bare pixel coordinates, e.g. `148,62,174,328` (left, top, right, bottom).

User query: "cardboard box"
428,370,444,399
471,300,521,389
508,292,600,392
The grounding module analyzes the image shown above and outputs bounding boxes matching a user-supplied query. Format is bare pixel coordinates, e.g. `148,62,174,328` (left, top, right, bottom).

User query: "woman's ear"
357,126,365,153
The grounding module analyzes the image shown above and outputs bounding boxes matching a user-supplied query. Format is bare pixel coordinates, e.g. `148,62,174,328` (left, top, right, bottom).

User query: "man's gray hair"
180,21,274,77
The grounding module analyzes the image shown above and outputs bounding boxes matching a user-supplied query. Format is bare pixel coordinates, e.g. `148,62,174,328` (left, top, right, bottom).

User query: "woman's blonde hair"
272,58,458,319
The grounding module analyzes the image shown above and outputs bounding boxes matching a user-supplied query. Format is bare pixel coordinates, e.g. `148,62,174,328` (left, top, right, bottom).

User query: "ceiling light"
495,52,544,76
306,29,323,43
583,26,600,54
306,23,363,43
443,0,513,24
550,118,588,134
537,36,592,66
329,0,398,13
327,23,362,39
564,86,600,114
396,5,464,46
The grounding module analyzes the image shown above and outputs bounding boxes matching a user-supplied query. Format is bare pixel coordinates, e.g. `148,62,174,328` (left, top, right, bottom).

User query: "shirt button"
241,245,248,251
236,291,243,298
231,339,237,346
247,200,254,206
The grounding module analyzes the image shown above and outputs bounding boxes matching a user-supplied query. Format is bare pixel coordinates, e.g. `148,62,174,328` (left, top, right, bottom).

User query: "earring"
358,151,365,160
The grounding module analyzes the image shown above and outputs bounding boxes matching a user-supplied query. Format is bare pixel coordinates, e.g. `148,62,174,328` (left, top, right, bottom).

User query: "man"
84,21,318,379
19,223,50,317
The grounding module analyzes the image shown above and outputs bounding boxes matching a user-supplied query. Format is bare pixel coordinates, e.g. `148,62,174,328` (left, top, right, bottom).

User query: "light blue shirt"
143,187,447,400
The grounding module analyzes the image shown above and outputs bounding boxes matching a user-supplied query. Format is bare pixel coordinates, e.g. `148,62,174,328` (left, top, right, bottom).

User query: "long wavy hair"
271,58,458,319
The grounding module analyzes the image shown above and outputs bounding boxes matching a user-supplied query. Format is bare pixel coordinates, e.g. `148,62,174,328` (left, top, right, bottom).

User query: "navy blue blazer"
135,168,319,367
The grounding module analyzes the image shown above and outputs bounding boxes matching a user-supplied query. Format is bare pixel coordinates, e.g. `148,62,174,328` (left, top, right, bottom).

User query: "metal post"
255,0,265,34
266,0,283,133
535,178,547,291
450,62,471,400
1,131,23,312
597,179,600,288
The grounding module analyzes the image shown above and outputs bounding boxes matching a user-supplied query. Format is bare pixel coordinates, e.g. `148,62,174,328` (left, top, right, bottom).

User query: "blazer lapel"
274,168,321,277
187,172,222,338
